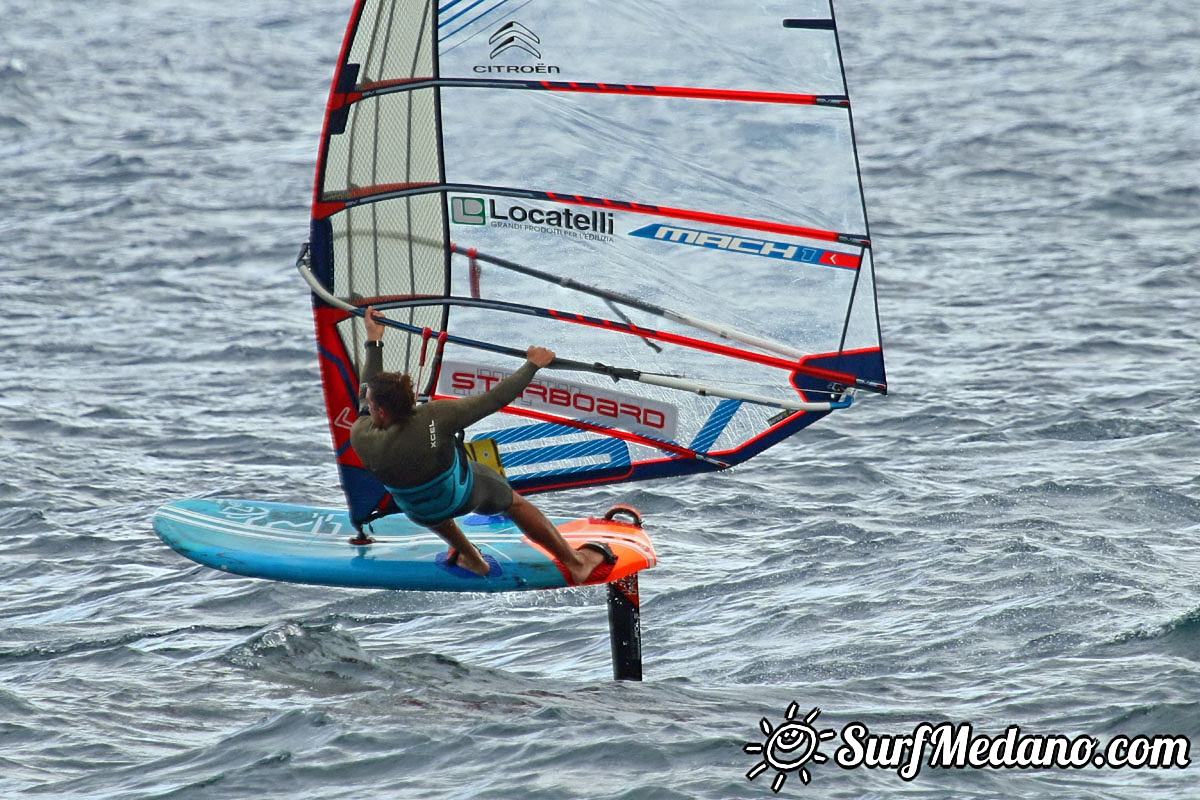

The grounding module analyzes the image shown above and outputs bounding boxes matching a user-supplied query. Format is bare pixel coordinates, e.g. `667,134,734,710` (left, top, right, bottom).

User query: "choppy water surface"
2,1,1198,798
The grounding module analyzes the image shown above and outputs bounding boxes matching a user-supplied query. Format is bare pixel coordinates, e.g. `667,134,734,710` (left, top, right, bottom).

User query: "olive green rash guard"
348,345,539,489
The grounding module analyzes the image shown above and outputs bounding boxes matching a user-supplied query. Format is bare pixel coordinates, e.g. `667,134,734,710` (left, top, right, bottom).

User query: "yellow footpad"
464,438,506,478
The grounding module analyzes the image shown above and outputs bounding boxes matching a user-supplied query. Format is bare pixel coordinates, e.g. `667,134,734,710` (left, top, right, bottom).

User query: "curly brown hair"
365,372,415,420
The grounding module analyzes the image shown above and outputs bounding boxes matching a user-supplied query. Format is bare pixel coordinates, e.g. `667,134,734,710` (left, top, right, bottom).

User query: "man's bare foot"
449,544,491,577
566,543,611,585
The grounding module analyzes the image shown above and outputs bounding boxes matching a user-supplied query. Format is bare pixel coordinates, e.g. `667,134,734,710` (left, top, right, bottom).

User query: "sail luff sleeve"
310,0,454,522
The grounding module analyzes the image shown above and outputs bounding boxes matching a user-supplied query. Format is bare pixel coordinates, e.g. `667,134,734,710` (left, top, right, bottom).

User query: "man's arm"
439,346,555,429
357,306,386,412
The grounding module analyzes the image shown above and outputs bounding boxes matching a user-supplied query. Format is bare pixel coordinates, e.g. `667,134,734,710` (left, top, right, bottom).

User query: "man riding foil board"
350,307,616,583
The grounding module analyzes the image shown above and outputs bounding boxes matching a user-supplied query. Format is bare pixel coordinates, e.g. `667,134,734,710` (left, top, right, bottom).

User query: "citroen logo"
489,21,541,59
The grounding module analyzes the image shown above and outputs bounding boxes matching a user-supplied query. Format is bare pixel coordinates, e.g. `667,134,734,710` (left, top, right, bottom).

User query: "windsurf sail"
299,0,887,528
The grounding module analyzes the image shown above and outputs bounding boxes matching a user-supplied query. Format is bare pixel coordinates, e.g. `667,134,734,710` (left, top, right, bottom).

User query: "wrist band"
365,340,383,348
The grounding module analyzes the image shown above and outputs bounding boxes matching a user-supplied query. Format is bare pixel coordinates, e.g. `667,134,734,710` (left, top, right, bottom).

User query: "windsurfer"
350,307,615,583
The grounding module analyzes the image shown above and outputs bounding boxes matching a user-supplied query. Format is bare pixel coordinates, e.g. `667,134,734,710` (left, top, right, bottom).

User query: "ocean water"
3,1,1199,798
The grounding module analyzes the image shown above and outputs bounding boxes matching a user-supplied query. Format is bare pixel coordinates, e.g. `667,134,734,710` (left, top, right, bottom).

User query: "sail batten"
304,0,886,524
355,77,849,107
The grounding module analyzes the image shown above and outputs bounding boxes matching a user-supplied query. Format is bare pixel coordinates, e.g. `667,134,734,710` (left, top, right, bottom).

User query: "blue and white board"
154,498,655,593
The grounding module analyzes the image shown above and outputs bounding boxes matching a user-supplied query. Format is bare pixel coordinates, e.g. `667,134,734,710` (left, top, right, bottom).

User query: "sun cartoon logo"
743,703,837,792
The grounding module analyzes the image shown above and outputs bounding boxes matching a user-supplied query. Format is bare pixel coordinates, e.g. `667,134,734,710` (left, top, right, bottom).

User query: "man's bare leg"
506,493,605,584
430,519,490,576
